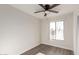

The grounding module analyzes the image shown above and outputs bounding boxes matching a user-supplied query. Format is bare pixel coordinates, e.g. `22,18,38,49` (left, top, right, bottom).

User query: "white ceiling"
10,4,79,19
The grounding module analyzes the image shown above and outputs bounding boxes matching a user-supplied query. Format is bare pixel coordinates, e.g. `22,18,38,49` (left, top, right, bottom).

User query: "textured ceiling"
10,4,79,19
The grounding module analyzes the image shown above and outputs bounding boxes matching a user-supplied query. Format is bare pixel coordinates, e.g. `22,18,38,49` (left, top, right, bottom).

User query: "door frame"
73,10,79,54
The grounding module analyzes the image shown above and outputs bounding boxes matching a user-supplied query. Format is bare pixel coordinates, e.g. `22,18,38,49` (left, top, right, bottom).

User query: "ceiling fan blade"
50,4,60,9
48,10,59,13
34,10,45,13
38,4,45,9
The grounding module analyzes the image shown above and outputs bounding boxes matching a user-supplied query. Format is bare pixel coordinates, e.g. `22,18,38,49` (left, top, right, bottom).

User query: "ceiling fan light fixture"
44,13,47,16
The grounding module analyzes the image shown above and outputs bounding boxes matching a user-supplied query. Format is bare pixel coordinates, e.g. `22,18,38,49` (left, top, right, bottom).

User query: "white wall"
0,5,41,55
41,13,74,50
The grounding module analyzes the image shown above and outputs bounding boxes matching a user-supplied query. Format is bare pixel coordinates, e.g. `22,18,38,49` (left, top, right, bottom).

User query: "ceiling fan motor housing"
45,4,50,10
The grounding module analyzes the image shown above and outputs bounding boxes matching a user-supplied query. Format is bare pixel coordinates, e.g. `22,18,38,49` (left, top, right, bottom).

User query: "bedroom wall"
0,5,41,55
41,13,74,50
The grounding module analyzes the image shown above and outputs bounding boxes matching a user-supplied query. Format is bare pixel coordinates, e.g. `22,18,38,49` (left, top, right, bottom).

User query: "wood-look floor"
21,44,73,55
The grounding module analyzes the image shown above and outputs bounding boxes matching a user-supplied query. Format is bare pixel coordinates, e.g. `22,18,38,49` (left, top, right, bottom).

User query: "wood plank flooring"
21,44,73,55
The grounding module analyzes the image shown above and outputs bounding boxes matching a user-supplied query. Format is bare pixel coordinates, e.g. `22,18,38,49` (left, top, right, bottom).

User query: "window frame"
49,20,64,40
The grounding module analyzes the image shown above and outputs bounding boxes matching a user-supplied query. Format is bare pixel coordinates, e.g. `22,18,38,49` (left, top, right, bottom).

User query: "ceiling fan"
34,4,60,16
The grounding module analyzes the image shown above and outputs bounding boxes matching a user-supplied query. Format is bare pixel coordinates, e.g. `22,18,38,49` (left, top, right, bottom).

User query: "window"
50,21,64,40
